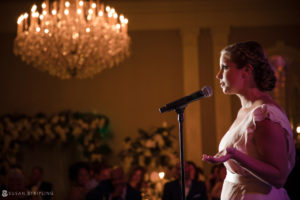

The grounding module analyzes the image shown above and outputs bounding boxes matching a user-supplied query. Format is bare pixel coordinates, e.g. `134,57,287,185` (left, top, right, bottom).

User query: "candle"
17,15,24,36
24,13,28,30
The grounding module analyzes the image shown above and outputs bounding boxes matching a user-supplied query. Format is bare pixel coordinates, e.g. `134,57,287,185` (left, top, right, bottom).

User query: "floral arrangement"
119,124,179,199
0,111,111,170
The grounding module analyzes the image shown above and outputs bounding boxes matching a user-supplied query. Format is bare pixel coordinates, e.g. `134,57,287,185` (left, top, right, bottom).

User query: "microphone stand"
175,106,186,200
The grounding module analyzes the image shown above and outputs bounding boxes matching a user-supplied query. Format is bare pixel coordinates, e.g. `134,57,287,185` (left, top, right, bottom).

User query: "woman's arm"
203,119,289,188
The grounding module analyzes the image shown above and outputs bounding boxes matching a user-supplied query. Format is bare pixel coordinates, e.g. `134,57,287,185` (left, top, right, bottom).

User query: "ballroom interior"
0,0,300,199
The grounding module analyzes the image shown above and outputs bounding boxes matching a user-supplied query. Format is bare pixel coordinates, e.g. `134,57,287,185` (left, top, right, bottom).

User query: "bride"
203,41,295,200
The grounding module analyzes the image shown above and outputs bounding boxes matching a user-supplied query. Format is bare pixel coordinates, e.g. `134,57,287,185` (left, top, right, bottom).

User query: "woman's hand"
202,147,236,164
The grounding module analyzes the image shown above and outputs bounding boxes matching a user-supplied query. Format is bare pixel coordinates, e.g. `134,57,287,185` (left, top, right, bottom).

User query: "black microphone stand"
175,106,186,200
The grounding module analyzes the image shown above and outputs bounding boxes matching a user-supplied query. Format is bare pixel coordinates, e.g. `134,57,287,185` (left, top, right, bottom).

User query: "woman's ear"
242,64,253,78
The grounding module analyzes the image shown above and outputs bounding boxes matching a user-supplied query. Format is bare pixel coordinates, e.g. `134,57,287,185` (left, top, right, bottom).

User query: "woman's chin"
222,87,233,94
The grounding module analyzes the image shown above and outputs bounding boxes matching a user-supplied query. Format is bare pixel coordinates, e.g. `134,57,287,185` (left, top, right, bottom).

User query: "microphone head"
202,86,213,97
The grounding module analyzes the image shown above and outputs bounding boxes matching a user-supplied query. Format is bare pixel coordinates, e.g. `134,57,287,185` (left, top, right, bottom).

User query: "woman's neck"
237,88,266,109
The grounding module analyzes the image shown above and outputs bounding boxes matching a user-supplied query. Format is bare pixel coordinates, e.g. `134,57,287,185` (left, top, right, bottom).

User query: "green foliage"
0,111,112,170
119,125,178,171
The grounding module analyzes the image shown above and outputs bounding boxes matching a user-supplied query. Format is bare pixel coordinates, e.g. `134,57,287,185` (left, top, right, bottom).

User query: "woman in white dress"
202,41,295,200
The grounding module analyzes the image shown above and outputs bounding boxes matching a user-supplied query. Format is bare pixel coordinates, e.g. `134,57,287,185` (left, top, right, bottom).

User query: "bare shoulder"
254,95,285,113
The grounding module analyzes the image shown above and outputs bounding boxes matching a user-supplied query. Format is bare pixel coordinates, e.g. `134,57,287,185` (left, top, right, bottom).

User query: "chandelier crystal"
14,0,130,79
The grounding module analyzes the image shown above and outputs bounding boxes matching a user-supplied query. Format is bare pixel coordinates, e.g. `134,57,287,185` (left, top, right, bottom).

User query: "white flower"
91,120,98,129
81,122,89,129
23,119,31,129
51,115,59,123
144,150,152,157
39,118,46,124
84,133,93,146
88,144,95,152
99,118,105,128
60,116,66,122
91,154,102,162
162,131,168,136
78,119,84,125
54,125,64,134
72,127,82,138
45,124,52,134
154,134,164,147
55,125,66,141
123,140,131,150
145,139,156,148
139,155,145,166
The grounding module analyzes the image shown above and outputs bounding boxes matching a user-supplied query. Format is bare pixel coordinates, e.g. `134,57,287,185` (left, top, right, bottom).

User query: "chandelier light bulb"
113,13,118,19
64,9,69,15
17,15,24,24
31,5,37,12
65,1,70,7
14,0,130,79
52,9,57,15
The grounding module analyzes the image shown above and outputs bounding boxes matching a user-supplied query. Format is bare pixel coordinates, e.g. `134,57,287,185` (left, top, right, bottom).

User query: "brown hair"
221,41,276,91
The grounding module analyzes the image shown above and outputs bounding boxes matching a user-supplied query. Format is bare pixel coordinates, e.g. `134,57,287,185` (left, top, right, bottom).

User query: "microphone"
159,86,213,113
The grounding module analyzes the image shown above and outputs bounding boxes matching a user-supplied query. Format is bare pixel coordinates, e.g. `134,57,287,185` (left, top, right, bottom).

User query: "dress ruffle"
247,104,295,172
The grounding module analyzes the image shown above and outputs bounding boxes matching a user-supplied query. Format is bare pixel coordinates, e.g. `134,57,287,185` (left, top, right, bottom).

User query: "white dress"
219,104,295,200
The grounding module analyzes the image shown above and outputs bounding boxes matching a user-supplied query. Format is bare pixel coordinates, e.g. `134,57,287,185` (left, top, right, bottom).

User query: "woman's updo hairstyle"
221,41,276,91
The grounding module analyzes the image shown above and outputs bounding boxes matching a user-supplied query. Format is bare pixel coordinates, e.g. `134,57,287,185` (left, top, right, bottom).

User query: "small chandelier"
14,0,130,79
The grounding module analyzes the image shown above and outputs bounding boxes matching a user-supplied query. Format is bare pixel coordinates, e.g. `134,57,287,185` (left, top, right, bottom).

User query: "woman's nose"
216,70,222,80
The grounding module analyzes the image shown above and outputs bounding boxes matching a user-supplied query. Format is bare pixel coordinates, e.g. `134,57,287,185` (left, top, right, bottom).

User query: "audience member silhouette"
162,162,207,200
28,166,53,200
206,165,219,200
86,163,113,200
5,167,28,200
68,162,90,200
210,165,226,200
109,166,142,200
127,166,146,192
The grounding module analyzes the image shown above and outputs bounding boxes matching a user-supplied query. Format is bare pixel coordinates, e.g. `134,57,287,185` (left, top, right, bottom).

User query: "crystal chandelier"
14,0,130,79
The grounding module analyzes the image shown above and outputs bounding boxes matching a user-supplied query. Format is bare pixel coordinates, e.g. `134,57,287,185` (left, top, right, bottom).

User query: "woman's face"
132,169,143,182
77,168,90,187
189,164,196,180
216,53,244,94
